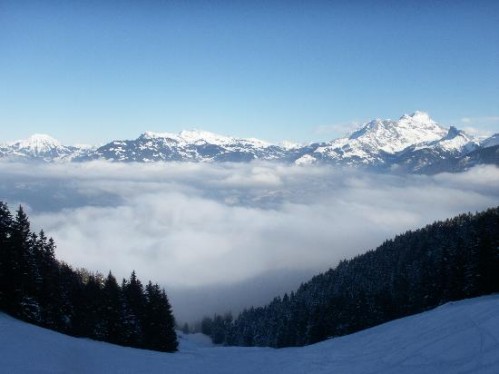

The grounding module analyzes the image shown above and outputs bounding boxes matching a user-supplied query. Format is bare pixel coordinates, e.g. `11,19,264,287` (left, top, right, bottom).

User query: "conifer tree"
0,202,13,311
143,282,178,352
208,207,499,348
122,271,146,346
10,206,39,320
102,272,124,344
0,202,179,352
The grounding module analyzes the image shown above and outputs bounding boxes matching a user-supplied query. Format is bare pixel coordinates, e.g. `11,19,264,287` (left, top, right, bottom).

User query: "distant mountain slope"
79,130,286,163
424,144,499,174
2,295,498,373
1,112,497,173
0,134,93,162
305,111,449,166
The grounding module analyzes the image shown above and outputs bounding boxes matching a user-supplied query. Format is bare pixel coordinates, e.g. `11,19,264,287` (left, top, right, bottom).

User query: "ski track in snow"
1,295,498,373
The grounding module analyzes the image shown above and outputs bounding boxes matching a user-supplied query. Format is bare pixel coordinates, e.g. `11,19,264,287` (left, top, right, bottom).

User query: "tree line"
200,207,499,347
0,202,178,352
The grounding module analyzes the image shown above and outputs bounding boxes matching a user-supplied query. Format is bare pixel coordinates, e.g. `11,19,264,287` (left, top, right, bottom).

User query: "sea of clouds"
1,161,498,321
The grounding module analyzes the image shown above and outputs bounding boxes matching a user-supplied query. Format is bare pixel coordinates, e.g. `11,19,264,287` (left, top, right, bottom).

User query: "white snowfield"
1,295,498,374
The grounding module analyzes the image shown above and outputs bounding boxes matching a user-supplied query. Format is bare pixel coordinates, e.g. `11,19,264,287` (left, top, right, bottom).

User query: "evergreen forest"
200,207,499,347
0,202,178,352
1,199,498,353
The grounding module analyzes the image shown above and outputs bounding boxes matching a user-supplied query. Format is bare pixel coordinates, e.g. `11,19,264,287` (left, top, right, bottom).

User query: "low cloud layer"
1,161,498,321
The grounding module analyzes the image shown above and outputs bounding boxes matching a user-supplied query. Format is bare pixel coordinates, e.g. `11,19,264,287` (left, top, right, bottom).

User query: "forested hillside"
0,202,178,352
201,207,499,347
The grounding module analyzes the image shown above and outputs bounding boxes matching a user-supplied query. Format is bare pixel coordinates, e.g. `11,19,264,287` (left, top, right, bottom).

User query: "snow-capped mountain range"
1,112,497,173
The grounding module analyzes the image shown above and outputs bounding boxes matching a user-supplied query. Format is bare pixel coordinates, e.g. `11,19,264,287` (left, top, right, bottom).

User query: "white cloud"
459,116,499,137
1,161,498,321
460,116,499,123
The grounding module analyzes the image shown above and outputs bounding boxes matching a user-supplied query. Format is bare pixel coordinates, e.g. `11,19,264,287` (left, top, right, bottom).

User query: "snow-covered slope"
305,112,473,167
392,126,483,173
1,295,498,373
0,134,91,162
81,129,285,163
482,134,499,149
345,111,448,154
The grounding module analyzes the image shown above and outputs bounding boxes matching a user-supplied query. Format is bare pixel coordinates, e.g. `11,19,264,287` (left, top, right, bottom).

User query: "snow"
401,110,434,123
1,112,484,168
295,154,317,165
438,128,478,153
312,112,463,165
141,129,271,148
347,112,449,154
178,129,233,145
410,126,480,154
141,130,178,139
481,134,499,148
1,295,498,373
11,134,62,153
280,140,303,150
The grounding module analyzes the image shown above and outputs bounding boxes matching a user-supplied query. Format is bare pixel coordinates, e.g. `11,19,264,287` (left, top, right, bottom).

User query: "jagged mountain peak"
397,111,441,130
442,126,473,142
12,134,61,149
345,112,448,154
2,133,79,160
139,129,271,148
1,112,495,172
350,112,443,138
445,126,461,139
434,126,478,154
9,134,66,158
400,111,433,123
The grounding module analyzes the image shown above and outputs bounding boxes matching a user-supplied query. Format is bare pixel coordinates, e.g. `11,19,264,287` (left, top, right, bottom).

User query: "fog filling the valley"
1,161,498,323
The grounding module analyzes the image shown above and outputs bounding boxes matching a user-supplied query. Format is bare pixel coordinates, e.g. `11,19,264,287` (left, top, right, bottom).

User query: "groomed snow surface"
1,295,498,373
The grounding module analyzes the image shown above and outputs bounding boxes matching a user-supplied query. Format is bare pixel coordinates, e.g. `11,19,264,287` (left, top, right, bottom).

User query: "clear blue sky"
1,0,498,145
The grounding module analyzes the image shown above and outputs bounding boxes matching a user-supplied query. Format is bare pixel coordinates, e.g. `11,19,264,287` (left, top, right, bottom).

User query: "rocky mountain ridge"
1,112,497,173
